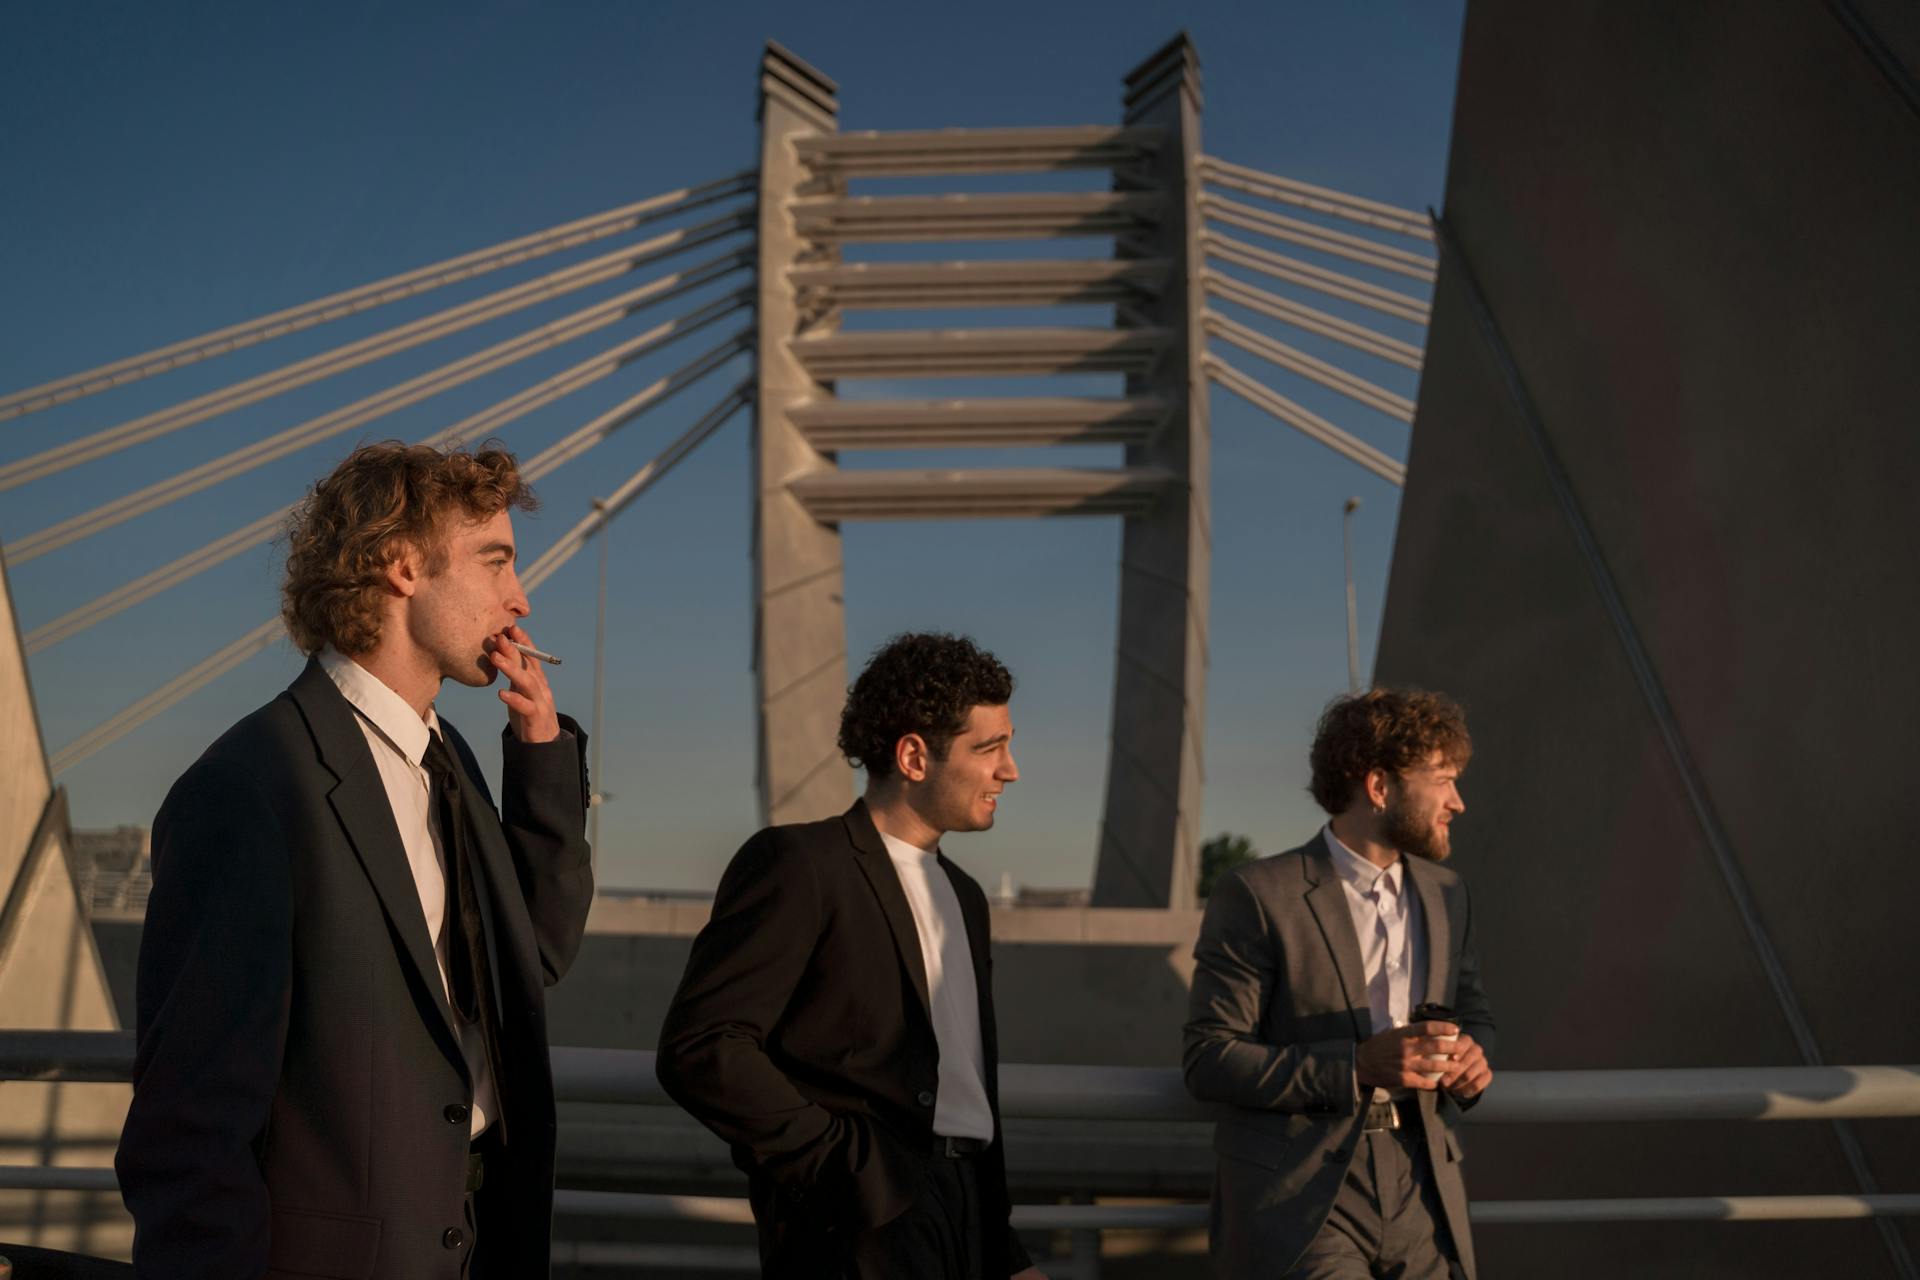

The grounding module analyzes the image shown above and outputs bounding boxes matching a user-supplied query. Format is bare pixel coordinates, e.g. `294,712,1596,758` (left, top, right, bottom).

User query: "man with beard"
657,633,1044,1279
1184,689,1494,1279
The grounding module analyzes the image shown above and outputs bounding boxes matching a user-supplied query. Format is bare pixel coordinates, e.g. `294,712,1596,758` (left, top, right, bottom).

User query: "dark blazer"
1183,835,1494,1279
657,800,1031,1278
116,659,593,1280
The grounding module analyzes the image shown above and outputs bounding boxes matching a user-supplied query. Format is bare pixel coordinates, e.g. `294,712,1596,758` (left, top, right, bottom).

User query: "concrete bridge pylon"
0,548,134,1253
749,36,1211,908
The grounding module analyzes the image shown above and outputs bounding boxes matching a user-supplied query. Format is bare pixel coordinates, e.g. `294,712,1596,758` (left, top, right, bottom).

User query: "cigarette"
511,641,563,666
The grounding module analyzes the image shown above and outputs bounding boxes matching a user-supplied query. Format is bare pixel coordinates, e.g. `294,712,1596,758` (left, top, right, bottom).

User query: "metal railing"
3,1031,1916,1229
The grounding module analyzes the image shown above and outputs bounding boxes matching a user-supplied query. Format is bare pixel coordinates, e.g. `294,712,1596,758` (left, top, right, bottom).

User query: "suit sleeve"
1182,871,1358,1115
656,831,883,1208
496,714,594,984
1451,879,1496,1111
115,758,292,1279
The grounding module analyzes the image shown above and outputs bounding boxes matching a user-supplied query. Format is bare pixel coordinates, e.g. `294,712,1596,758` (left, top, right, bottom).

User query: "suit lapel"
290,662,465,1062
1300,835,1372,1039
843,801,933,1022
1406,856,1452,1007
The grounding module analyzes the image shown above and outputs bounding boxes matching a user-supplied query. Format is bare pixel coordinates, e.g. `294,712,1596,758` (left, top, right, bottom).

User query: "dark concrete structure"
1376,3,1920,1276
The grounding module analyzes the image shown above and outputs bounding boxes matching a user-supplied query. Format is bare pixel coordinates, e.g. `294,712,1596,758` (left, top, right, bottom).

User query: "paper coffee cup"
1423,1031,1458,1082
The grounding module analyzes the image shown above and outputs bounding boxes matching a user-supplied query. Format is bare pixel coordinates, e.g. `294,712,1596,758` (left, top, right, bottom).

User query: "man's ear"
894,732,931,783
383,542,424,599
1364,767,1393,811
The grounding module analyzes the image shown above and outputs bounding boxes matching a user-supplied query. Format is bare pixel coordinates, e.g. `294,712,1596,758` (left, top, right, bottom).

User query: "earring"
1372,804,1384,815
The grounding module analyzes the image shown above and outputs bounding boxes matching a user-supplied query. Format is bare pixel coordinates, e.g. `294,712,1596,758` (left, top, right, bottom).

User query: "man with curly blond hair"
659,633,1045,1280
118,442,594,1279
1185,688,1494,1280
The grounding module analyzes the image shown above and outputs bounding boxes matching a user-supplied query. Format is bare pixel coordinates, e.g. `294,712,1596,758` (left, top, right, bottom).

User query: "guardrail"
3,1031,1917,1233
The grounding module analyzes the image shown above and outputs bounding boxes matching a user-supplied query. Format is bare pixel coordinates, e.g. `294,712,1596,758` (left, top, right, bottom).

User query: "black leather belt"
1363,1098,1419,1133
931,1134,989,1158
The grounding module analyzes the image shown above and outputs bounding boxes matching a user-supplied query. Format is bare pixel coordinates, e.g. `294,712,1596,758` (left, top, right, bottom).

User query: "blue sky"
1,1,1466,892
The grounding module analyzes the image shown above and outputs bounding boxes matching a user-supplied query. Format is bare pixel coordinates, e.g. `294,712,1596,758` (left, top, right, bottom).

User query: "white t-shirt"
879,831,996,1141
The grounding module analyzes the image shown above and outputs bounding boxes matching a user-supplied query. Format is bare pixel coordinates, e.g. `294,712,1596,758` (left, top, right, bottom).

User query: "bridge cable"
0,212,752,492
1202,233,1430,325
1198,193,1437,282
43,376,754,773
21,327,752,653
1203,354,1405,486
0,171,756,421
521,381,753,592
1197,156,1433,241
7,273,752,563
1202,271,1424,370
1203,313,1415,423
47,620,286,776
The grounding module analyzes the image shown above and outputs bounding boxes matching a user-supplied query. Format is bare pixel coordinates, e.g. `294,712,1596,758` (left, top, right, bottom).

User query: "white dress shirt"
879,831,996,1142
321,649,498,1137
1324,825,1428,1103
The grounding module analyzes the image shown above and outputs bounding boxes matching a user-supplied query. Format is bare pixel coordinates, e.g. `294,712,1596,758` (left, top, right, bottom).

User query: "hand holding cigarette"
491,626,561,743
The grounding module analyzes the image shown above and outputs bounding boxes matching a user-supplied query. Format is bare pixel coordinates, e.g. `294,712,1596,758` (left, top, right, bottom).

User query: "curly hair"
1308,688,1471,814
281,441,537,657
838,633,1015,780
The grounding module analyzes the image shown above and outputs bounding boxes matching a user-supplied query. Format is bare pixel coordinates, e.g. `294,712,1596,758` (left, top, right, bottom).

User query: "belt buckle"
940,1135,961,1158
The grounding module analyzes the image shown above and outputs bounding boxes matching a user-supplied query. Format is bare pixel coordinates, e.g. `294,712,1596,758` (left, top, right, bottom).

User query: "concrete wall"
551,900,1202,1067
1376,3,1920,1275
0,554,133,1256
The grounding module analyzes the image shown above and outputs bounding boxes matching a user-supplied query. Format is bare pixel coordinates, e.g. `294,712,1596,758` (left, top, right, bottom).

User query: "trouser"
843,1146,986,1280
1284,1123,1463,1279
461,1129,506,1279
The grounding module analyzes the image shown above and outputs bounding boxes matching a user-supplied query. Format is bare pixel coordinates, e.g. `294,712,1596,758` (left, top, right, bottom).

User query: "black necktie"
422,730,507,1133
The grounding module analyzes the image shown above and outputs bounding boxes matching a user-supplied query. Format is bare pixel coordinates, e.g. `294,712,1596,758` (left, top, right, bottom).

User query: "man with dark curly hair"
1184,688,1495,1280
659,633,1045,1280
117,442,594,1279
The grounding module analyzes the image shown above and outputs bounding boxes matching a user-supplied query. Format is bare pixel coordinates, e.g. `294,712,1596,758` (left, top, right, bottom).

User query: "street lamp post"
1343,496,1362,693
589,499,609,866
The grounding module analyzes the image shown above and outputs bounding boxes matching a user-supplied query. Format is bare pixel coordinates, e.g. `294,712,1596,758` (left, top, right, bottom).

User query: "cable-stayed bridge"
0,32,1435,1265
3,35,1429,913
5,10,1920,1274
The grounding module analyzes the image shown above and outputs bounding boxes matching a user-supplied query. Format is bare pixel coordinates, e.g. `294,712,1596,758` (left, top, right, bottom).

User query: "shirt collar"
320,647,441,767
1323,824,1403,897
878,829,939,865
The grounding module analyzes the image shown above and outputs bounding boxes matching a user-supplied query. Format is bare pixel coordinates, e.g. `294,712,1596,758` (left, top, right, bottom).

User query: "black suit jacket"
115,659,594,1279
657,800,1031,1278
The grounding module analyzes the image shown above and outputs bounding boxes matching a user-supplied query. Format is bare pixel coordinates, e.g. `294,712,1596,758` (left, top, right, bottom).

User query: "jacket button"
444,1103,470,1125
916,1090,935,1107
443,1227,465,1249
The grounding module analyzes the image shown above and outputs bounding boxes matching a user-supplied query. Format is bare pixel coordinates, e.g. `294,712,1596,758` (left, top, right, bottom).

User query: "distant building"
594,887,716,904
68,825,152,921
1012,886,1092,909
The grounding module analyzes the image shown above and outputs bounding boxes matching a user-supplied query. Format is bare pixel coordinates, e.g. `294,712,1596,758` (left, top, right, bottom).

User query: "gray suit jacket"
1182,835,1494,1279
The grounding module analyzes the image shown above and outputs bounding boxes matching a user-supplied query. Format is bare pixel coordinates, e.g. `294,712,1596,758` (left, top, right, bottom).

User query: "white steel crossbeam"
791,192,1162,243
790,259,1168,309
789,467,1174,521
791,327,1168,379
797,125,1164,176
789,397,1169,450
